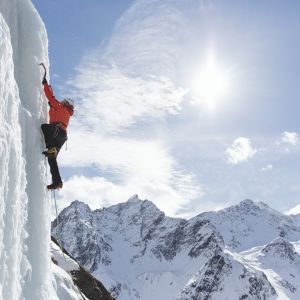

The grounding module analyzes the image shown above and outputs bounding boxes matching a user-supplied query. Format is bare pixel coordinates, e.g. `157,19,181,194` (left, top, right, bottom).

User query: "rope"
44,156,48,184
52,190,86,300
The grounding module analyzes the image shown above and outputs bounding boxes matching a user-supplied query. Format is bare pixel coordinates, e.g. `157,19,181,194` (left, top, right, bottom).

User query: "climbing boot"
42,147,58,158
47,182,63,190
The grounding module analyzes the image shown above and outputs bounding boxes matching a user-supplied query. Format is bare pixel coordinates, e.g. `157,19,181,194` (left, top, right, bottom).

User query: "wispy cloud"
103,0,189,78
61,132,188,184
59,130,202,216
226,137,257,164
67,0,194,134
68,65,185,133
58,0,204,215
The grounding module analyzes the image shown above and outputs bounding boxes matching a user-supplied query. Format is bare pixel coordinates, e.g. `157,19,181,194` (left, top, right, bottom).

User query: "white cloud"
261,164,273,172
56,0,204,216
103,0,188,78
57,174,203,218
58,130,202,216
66,0,193,134
280,131,298,146
61,131,183,183
68,66,185,133
226,137,257,164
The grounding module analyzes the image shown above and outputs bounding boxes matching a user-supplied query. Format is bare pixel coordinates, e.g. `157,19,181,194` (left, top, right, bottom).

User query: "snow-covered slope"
197,199,300,251
51,241,85,300
51,196,300,300
235,237,300,300
51,238,113,300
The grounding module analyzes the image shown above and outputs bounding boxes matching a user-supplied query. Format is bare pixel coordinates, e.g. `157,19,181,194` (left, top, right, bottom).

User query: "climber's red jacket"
43,82,74,131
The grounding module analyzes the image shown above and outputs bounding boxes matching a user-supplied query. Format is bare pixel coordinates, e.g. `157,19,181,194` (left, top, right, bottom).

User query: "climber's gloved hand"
42,77,47,85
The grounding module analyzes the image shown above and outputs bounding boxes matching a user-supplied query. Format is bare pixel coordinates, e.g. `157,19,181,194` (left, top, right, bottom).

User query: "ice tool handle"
39,62,47,82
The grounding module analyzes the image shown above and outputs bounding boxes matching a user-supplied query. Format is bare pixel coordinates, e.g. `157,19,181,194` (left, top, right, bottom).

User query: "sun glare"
191,53,231,111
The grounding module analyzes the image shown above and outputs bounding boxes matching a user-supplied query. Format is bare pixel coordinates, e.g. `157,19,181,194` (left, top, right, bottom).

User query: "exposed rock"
51,237,114,300
51,197,300,299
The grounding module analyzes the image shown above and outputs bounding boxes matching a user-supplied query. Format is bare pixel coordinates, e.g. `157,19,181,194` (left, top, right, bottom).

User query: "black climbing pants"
41,123,67,184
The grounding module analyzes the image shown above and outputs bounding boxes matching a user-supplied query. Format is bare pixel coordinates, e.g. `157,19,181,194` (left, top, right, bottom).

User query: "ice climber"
40,63,74,190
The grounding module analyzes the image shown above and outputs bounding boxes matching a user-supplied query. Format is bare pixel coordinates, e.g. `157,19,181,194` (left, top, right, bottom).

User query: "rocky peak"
239,198,256,207
262,237,299,262
98,196,165,230
232,199,265,214
65,200,92,217
180,252,277,300
52,200,92,230
197,199,300,251
127,194,141,203
224,199,280,217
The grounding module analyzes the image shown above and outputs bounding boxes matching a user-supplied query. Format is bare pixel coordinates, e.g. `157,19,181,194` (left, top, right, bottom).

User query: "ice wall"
0,0,54,299
0,13,27,300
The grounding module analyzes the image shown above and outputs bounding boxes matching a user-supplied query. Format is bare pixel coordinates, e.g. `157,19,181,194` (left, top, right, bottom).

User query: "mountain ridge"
52,196,300,299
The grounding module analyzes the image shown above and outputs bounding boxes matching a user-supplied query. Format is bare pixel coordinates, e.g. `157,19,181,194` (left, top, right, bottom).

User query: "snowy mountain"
197,199,300,251
52,195,224,299
52,196,300,299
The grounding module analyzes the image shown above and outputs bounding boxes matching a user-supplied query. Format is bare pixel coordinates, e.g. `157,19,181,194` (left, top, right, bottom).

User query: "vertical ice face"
0,0,54,299
0,13,28,300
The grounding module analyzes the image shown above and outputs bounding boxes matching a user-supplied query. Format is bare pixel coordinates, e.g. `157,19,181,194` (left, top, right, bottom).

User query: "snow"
237,238,300,300
51,241,87,300
287,204,300,215
0,1,83,299
53,198,223,299
52,264,84,300
51,242,80,272
197,199,300,251
181,251,277,300
0,11,28,300
53,197,300,300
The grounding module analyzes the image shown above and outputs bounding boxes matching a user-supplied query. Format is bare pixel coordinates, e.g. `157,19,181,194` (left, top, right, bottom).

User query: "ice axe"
39,63,47,82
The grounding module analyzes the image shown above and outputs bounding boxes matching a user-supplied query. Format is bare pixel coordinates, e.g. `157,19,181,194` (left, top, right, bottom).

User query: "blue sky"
32,0,133,85
33,0,300,217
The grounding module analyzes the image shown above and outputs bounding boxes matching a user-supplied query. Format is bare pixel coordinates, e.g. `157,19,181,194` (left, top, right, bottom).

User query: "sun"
190,52,231,111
